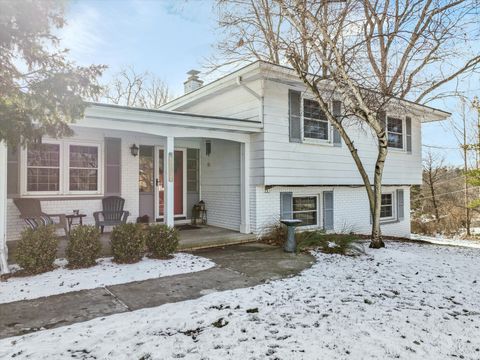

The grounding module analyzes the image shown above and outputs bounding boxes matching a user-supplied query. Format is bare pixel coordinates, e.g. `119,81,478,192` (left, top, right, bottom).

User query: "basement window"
380,193,394,219
293,196,318,226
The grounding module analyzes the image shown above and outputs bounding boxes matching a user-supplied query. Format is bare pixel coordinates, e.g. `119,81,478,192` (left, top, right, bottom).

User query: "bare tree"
102,66,170,109
423,152,445,225
208,0,312,72
213,0,480,247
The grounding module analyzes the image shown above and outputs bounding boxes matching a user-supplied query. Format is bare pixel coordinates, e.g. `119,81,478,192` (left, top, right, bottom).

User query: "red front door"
158,149,184,218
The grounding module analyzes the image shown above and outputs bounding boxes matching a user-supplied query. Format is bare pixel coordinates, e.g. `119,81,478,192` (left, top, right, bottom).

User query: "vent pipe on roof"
184,70,203,94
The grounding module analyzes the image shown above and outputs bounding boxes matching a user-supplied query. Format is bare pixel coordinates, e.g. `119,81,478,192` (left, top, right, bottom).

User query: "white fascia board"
84,105,262,134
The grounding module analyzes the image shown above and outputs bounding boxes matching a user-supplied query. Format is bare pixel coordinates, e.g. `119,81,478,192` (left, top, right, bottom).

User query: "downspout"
236,76,265,126
0,141,10,274
236,76,264,233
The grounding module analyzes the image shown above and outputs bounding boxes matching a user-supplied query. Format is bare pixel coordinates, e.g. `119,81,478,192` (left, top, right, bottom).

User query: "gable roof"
162,60,451,122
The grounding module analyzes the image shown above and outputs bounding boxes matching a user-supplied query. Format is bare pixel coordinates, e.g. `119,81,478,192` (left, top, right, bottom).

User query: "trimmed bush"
110,223,145,264
145,224,179,259
16,225,59,274
66,225,102,269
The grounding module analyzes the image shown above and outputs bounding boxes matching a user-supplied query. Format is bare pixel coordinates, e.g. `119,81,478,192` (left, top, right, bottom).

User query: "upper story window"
303,99,329,141
23,141,102,196
387,117,404,149
27,143,61,192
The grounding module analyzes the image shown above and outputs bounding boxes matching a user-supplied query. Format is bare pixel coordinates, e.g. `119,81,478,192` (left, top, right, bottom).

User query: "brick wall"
252,185,411,238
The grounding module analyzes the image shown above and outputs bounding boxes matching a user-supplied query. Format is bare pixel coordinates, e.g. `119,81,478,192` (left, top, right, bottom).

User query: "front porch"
6,225,257,264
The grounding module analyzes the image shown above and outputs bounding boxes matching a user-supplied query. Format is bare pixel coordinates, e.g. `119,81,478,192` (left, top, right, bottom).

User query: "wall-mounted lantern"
130,144,139,157
205,140,211,156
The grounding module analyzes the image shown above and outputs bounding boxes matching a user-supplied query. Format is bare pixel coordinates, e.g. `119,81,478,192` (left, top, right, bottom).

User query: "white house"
0,61,449,263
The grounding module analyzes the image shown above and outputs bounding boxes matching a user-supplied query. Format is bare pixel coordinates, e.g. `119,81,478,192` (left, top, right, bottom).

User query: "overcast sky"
60,0,480,167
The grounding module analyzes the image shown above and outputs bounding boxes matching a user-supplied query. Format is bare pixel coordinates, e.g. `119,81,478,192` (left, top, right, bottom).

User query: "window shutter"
105,137,122,196
332,100,342,146
280,192,293,219
397,189,404,221
288,90,302,143
323,191,334,230
7,145,19,198
406,117,412,153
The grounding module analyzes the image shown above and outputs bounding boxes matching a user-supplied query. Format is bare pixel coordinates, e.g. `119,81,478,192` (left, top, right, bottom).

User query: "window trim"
66,141,103,195
292,194,319,228
380,192,396,221
21,139,104,197
386,116,406,151
22,140,63,196
301,96,333,145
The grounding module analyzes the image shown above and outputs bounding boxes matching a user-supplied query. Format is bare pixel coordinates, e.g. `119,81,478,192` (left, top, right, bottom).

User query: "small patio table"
66,214,86,234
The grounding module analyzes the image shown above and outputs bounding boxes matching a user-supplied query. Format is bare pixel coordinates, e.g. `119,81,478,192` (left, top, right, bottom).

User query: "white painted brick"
252,185,411,238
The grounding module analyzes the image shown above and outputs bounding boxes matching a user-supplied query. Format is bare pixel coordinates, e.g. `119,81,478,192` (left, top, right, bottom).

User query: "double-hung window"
303,99,329,141
293,196,318,226
26,143,61,192
68,145,99,192
380,193,394,219
24,141,102,196
387,117,404,149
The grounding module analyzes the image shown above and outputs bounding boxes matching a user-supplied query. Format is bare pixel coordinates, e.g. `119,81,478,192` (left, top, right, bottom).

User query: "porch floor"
7,226,256,264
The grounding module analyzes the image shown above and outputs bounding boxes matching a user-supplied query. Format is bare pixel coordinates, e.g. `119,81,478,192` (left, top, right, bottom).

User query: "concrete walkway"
0,243,315,339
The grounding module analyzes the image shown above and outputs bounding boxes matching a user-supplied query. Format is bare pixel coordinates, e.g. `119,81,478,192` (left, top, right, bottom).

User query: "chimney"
184,70,203,94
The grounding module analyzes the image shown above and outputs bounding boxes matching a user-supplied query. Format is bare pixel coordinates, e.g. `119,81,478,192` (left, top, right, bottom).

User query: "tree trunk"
428,171,441,224
369,137,388,248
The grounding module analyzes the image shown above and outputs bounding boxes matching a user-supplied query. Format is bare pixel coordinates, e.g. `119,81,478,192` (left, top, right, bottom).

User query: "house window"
24,141,102,196
380,193,394,219
187,149,199,192
387,117,404,149
293,196,318,226
303,99,329,141
26,143,61,192
69,145,99,191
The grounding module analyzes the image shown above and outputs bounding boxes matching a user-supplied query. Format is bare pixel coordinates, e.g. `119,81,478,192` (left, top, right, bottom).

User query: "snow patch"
0,242,479,359
0,253,214,304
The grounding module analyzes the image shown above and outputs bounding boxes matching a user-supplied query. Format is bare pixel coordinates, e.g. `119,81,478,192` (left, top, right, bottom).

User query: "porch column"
164,136,175,227
240,141,251,234
0,141,10,274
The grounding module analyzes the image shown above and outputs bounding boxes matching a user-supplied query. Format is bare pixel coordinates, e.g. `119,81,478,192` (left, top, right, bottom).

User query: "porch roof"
83,102,263,136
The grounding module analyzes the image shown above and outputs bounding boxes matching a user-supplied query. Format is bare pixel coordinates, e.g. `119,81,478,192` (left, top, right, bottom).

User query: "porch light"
205,140,211,156
130,144,139,157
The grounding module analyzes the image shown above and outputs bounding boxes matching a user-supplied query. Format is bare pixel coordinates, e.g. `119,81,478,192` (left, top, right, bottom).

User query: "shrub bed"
16,225,59,274
66,225,102,268
110,223,145,264
145,224,179,259
297,231,364,255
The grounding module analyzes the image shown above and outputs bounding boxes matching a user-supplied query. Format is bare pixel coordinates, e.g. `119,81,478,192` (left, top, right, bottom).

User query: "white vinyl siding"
261,81,423,186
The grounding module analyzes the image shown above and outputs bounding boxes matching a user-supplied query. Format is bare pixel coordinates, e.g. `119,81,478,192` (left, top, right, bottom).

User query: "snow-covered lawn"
0,253,214,304
1,242,479,359
412,233,480,249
